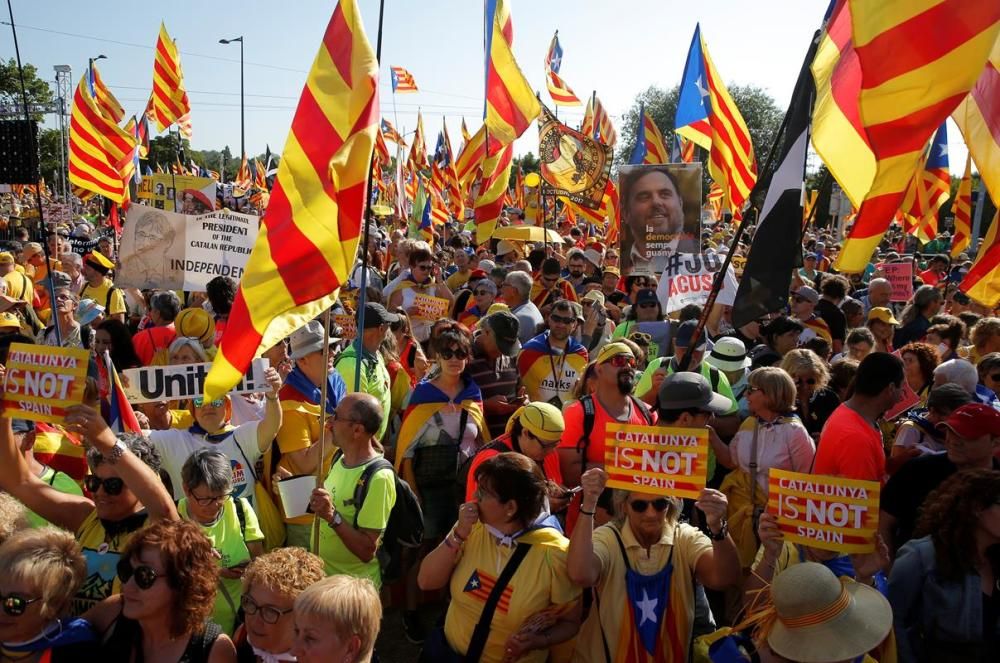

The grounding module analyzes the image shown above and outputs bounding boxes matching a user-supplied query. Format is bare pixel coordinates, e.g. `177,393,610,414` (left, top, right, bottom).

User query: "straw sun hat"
766,563,892,663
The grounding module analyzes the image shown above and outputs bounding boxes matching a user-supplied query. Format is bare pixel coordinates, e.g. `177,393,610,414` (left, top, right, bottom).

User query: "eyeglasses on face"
116,558,163,590
791,296,809,304
0,592,40,617
439,348,469,361
189,490,228,506
796,376,817,386
628,332,652,344
193,397,225,408
330,410,360,425
607,355,636,369
746,385,763,395
524,429,559,451
629,498,670,513
241,594,293,624
84,475,125,496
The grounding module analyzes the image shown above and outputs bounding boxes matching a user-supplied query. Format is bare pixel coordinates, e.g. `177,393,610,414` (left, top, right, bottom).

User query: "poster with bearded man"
618,163,703,276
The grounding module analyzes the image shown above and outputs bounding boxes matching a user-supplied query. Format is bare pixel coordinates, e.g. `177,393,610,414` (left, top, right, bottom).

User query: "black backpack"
330,450,423,584
576,393,654,472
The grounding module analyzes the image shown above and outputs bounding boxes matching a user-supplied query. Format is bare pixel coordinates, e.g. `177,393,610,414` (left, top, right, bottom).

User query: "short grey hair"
151,291,182,322
181,448,233,494
87,432,162,473
504,271,532,300
59,252,82,266
934,359,978,395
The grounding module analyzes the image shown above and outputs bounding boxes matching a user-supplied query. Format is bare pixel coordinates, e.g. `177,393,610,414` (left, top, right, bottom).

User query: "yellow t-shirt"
271,396,326,526
4,269,33,303
573,521,713,663
447,269,472,291
79,277,127,316
73,509,149,616
445,523,580,663
179,497,263,635
318,455,395,587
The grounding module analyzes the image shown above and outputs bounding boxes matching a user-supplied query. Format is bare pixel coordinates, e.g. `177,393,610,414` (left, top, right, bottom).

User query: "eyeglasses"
633,281,650,288
189,490,228,506
607,355,636,369
637,302,658,309
629,498,670,513
1,592,40,617
439,348,469,361
84,475,125,496
193,397,225,408
330,410,360,425
792,296,809,304
746,386,763,395
414,263,434,271
524,430,560,451
116,558,163,590
241,594,293,624
796,377,817,386
550,314,576,325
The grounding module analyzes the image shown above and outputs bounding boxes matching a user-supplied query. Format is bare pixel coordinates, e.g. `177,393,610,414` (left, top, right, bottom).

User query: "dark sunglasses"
792,296,809,304
241,594,293,624
1,592,40,616
550,314,576,325
116,558,163,590
608,355,636,369
439,348,469,361
629,498,670,513
84,475,125,496
796,377,817,386
990,374,1000,382
193,396,225,408
633,280,650,288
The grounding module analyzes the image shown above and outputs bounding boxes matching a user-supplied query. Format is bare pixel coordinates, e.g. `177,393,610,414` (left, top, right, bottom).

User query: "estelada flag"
395,380,485,471
537,105,612,210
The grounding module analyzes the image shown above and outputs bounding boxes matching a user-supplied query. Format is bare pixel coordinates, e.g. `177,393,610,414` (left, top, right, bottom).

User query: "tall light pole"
53,64,71,204
219,36,244,159
87,54,107,84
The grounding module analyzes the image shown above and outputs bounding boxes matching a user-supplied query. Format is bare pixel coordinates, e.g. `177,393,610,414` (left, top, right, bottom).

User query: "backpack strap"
465,542,532,663
350,457,394,529
629,395,654,425
234,497,247,540
183,621,222,661
708,365,721,393
105,285,118,314
576,395,597,472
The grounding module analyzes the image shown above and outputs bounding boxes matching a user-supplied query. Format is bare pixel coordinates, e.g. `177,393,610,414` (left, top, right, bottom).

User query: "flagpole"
352,0,386,393
6,0,60,345
311,305,333,555
169,128,180,211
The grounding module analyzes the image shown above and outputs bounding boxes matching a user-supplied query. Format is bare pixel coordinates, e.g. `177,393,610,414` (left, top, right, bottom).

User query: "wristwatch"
328,511,343,529
104,440,127,465
707,518,729,541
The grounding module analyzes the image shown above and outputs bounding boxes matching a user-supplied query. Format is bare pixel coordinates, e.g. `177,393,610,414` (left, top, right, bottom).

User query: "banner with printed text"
137,174,216,213
117,206,259,291
604,423,709,499
883,262,913,302
767,469,880,554
655,253,739,313
411,293,450,321
122,359,270,404
1,344,90,423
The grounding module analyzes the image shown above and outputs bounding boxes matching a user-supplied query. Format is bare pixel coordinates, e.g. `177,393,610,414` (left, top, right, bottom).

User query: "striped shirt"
467,346,519,440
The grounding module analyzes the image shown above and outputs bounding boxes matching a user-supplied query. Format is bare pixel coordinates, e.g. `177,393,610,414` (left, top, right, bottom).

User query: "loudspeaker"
0,120,39,185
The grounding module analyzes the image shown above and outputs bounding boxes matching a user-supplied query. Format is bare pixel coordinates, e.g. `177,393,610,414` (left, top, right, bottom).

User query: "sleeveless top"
100,615,222,663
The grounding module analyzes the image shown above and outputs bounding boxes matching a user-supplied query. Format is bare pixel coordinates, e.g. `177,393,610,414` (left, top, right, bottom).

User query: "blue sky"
2,0,970,173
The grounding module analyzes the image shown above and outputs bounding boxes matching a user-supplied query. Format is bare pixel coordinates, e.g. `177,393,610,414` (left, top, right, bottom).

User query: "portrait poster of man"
618,163,703,276
137,174,216,213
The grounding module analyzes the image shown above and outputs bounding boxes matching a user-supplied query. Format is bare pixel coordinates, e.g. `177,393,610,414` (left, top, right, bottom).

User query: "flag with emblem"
462,569,514,614
151,22,192,133
390,65,418,93
951,154,973,257
537,105,612,210
545,30,581,106
381,118,405,145
203,0,378,400
900,122,950,242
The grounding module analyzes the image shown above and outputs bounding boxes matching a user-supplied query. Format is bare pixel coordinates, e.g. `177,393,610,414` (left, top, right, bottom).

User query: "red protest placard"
883,262,913,302
604,424,709,499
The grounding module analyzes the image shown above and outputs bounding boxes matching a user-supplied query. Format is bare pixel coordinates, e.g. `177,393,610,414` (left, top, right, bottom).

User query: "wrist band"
452,528,466,543
444,534,460,550
580,507,596,516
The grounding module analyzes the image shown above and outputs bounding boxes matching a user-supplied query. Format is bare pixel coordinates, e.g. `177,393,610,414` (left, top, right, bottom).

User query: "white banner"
655,253,739,313
122,359,269,404
117,206,258,291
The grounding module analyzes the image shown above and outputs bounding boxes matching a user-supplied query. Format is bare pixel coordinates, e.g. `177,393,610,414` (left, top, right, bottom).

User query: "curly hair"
122,519,218,638
242,547,326,600
86,432,162,473
899,342,939,386
914,469,1000,581
0,492,28,547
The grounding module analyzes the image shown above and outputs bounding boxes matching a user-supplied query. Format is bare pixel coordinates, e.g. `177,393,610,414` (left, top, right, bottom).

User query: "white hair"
934,359,978,395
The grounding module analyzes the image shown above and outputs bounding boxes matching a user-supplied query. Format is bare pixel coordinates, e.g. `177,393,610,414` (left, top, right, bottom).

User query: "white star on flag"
636,589,658,625
937,143,948,158
695,76,710,105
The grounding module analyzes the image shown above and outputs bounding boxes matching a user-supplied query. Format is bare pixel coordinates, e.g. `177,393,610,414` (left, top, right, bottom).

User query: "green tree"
510,152,540,188
0,58,54,122
38,128,64,184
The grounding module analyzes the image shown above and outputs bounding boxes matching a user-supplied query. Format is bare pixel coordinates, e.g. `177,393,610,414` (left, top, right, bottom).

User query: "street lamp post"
219,37,244,159
87,54,107,84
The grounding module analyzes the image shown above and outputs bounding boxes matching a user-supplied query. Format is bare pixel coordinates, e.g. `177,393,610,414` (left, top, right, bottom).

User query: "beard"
616,369,637,395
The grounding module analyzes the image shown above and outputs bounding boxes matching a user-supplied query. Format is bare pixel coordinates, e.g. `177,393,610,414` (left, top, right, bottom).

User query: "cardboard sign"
334,313,357,341
655,253,740,313
1,344,90,423
883,262,913,302
604,424,709,499
122,359,270,404
411,292,450,321
767,469,880,553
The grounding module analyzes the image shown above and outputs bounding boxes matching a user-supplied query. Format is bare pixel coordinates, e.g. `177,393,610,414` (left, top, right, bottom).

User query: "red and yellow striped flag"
235,153,251,189
582,94,617,147
951,154,973,257
151,22,192,133
461,118,472,145
474,143,513,245
835,0,1000,272
253,158,267,190
68,74,137,203
177,111,193,139
455,124,486,190
952,37,1000,201
204,0,379,400
485,0,540,155
679,136,695,163
641,110,668,164
407,110,429,173
960,210,1000,307
90,63,124,123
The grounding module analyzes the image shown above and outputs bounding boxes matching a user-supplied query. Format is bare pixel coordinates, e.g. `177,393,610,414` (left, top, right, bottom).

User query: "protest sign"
122,358,270,404
117,206,258,291
768,469,880,554
618,163,703,276
604,423,709,499
411,292,450,321
137,174,216,213
883,262,913,302
1,344,90,423
334,313,357,340
655,253,739,313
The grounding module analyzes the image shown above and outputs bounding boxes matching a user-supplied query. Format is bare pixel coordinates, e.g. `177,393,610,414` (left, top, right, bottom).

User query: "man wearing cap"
789,285,832,345
0,251,34,316
636,320,740,438
705,336,751,417
79,251,126,323
582,248,603,278
275,320,349,548
20,242,48,284
468,310,525,439
531,257,578,313
880,403,1000,556
334,303,396,442
519,300,590,409
798,253,819,282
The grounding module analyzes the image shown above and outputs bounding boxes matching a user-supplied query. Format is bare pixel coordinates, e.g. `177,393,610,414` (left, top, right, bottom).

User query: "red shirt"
557,396,657,466
813,404,885,483
464,433,563,502
919,268,942,286
132,324,176,366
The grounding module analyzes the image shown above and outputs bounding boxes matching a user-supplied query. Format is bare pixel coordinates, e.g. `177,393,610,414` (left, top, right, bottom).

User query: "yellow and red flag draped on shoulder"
484,0,540,155
960,210,1000,307
835,0,1000,273
951,154,973,258
68,74,137,203
151,22,192,133
203,0,378,400
952,37,1000,202
474,144,513,245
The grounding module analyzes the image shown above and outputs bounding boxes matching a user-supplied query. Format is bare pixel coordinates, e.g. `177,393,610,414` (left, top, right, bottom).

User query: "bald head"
342,392,383,435
868,278,892,308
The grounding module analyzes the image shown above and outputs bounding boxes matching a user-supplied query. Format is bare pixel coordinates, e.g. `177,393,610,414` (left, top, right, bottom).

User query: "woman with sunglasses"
457,279,497,329
178,449,264,636
232,547,325,662
387,244,456,343
780,348,841,440
611,288,671,359
0,406,176,617
566,467,739,663
419,453,581,662
0,528,99,661
83,519,236,662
